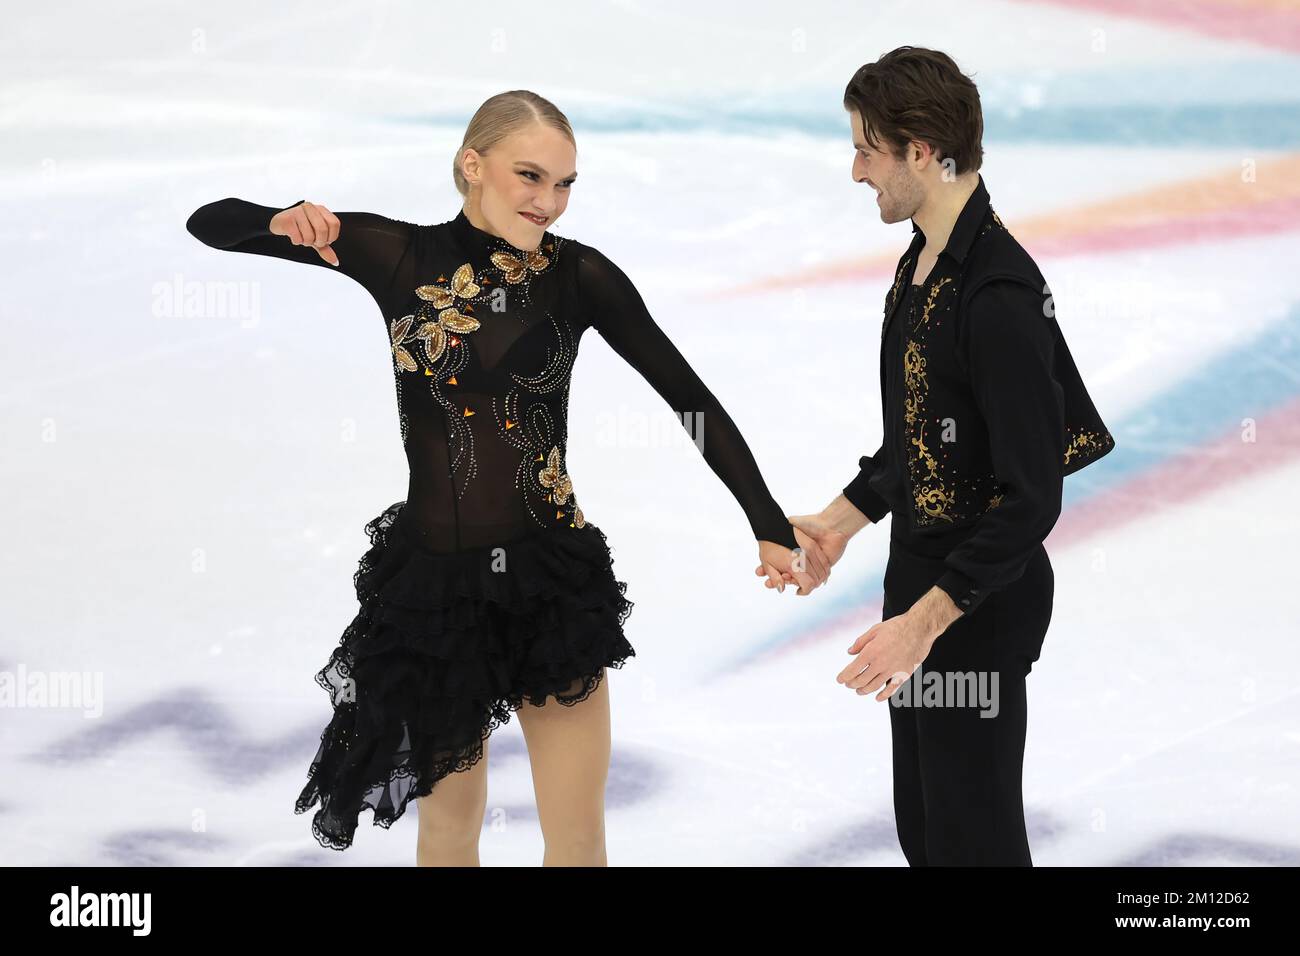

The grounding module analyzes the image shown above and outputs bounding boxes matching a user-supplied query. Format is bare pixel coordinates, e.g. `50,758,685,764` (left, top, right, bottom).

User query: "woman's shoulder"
553,235,622,280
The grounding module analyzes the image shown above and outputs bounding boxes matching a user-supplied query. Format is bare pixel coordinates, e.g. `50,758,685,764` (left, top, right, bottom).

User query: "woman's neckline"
449,208,554,259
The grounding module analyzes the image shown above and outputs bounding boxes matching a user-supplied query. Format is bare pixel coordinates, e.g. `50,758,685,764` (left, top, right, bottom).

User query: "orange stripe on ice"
1013,0,1300,53
711,155,1300,299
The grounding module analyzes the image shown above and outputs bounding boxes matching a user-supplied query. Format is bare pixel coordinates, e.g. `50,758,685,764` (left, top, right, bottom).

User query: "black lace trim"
292,503,635,851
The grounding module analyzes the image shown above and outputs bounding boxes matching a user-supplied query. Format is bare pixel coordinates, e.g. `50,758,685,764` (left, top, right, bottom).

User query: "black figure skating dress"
184,198,800,850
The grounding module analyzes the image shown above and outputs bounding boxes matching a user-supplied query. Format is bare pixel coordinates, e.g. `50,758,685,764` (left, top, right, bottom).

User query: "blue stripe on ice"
1018,57,1300,109
389,102,1300,147
1065,304,1300,506
983,103,1300,148
714,303,1300,677
384,57,1300,145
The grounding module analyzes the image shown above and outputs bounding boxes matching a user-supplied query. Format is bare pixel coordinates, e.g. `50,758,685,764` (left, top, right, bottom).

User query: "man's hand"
837,586,964,701
794,514,849,567
759,496,867,590
755,537,828,595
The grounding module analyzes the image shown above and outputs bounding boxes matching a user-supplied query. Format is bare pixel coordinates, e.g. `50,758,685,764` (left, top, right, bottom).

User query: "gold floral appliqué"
490,249,550,284
537,445,584,527
391,262,486,371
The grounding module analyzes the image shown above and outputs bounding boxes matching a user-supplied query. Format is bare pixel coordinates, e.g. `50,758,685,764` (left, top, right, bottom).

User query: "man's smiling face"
848,109,924,226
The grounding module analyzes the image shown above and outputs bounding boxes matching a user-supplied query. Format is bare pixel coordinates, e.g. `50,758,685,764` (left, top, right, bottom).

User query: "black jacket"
843,174,1114,616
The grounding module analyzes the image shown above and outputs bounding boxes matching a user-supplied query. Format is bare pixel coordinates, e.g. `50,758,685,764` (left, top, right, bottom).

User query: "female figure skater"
185,89,830,864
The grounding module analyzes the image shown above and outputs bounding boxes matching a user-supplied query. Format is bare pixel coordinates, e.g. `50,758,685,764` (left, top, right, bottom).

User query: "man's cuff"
934,569,989,616
843,456,891,524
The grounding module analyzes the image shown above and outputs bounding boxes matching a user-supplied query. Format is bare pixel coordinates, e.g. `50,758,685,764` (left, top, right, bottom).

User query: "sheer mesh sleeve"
185,197,417,312
576,244,798,550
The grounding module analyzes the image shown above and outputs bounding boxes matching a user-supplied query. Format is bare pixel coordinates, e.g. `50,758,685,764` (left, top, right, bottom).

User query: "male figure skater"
773,46,1114,865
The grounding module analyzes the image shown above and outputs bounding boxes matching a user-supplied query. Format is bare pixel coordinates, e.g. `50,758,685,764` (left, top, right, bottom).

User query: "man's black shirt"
843,174,1114,616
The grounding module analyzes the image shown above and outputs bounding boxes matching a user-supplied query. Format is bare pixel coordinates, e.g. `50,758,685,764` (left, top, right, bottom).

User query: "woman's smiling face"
461,123,578,251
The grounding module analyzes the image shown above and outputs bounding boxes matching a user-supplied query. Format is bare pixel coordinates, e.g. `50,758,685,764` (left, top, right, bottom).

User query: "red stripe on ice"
1016,0,1300,54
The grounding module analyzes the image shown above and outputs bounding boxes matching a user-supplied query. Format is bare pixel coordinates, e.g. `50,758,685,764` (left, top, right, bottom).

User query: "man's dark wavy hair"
843,46,984,176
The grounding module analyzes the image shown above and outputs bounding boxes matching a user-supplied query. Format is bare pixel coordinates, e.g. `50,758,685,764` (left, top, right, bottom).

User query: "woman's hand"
755,535,829,596
760,505,858,590
270,201,342,266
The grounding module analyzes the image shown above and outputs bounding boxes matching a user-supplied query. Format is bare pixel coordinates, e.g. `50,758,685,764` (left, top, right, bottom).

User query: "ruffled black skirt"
293,500,636,851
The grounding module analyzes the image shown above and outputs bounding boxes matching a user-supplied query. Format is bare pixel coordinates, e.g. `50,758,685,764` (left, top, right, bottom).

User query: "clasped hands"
754,497,957,702
754,520,844,597
754,501,860,597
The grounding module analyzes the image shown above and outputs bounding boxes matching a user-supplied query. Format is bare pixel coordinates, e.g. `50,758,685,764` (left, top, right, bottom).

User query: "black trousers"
881,523,1054,866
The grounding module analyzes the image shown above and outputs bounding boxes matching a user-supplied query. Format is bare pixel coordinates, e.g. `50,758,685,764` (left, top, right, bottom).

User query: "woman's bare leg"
414,736,489,866
516,670,612,866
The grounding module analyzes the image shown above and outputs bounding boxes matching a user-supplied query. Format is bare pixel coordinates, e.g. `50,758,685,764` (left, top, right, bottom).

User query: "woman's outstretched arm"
575,243,804,558
185,198,418,310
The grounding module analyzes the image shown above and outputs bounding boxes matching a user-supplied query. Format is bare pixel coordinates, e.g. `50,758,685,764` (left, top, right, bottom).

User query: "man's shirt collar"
908,173,989,267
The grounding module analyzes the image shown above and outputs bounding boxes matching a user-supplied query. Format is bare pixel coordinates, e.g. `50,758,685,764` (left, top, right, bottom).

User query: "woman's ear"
461,148,481,186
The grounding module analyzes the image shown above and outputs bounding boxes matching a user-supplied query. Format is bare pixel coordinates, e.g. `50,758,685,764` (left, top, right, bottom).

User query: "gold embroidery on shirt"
889,258,908,306
1064,429,1110,467
886,204,1111,526
910,277,953,333
903,277,957,524
882,256,911,335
